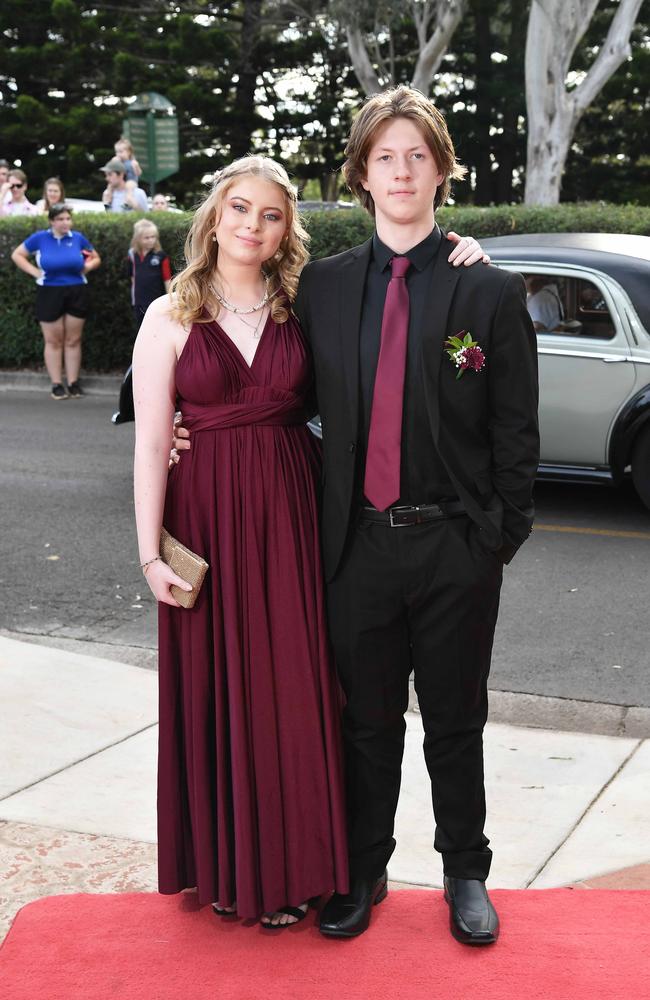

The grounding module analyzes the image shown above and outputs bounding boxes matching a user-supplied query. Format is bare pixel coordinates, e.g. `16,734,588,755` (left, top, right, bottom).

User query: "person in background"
0,159,11,206
579,284,606,312
100,158,148,212
112,220,173,425
36,177,66,215
127,219,172,329
114,137,142,185
525,274,563,332
151,193,169,211
10,203,101,398
0,169,39,216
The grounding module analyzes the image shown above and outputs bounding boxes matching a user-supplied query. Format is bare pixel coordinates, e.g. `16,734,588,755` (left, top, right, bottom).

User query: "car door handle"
601,356,630,363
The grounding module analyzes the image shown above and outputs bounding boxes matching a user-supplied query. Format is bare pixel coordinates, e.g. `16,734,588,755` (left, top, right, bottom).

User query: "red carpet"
0,889,647,1000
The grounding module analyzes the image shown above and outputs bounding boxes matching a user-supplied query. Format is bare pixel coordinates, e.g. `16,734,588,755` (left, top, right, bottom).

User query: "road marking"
535,523,650,540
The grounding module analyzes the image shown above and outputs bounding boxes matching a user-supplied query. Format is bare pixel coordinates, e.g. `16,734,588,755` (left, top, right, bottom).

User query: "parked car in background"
480,234,650,508
148,199,183,213
66,196,183,214
65,197,106,213
298,201,354,211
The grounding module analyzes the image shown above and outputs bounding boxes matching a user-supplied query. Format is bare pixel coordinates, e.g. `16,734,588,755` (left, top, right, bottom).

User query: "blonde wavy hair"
171,156,309,326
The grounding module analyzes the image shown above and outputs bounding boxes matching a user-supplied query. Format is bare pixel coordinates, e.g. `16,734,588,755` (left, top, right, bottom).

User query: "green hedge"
2,202,650,371
0,212,189,371
437,202,650,238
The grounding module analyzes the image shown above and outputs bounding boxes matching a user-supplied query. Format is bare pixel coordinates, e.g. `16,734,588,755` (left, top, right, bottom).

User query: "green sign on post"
124,92,179,194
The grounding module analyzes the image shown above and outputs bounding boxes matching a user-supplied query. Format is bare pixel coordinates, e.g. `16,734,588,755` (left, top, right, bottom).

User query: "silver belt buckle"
389,505,418,528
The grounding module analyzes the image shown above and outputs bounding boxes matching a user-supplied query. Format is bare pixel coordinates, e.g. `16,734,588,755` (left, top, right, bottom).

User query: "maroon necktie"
363,255,411,511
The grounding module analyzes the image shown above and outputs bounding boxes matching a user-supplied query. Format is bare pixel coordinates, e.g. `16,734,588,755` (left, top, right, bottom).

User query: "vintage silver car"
482,233,650,509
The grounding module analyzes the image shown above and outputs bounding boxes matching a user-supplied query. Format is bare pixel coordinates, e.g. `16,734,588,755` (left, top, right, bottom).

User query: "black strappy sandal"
260,904,308,929
212,903,238,917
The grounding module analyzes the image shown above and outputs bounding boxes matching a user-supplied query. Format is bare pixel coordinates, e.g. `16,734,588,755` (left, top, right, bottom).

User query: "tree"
334,0,467,95
0,0,243,203
562,8,650,204
265,2,364,197
319,0,529,205
0,1,335,203
279,33,358,199
524,0,644,204
1,1,647,208
439,0,528,205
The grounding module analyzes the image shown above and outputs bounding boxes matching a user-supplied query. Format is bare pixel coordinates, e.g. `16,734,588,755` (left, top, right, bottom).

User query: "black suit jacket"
294,235,540,581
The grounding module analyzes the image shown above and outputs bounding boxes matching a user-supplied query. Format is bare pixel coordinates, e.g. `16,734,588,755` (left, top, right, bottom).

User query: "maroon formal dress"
157,312,349,919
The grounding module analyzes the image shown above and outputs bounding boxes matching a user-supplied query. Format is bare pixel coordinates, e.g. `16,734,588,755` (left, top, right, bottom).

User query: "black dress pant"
326,513,503,883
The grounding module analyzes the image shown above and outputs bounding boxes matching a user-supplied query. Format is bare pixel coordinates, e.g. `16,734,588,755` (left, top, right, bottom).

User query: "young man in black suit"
172,86,538,944
293,86,539,945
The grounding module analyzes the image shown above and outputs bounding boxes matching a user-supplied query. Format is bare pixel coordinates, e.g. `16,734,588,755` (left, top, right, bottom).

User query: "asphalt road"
2,389,649,707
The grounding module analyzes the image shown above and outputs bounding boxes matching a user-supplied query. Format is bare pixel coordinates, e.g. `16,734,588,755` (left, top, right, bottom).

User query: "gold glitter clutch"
160,527,209,610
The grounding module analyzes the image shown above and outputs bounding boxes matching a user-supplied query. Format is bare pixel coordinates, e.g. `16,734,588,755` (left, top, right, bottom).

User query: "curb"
4,629,649,738
485,689,650,738
0,629,157,673
0,370,122,396
407,678,650,737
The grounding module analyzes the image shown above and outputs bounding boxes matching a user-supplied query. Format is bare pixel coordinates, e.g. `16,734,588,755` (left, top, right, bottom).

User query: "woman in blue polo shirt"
11,203,101,399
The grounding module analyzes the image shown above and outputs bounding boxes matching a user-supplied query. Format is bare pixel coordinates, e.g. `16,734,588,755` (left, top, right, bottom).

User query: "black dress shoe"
443,876,499,945
319,871,388,938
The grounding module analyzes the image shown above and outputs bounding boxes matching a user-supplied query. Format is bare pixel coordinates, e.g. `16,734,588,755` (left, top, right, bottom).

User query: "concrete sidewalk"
1,634,648,940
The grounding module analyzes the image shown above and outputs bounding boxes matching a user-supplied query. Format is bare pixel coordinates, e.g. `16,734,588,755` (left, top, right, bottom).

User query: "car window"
575,278,616,339
522,272,616,340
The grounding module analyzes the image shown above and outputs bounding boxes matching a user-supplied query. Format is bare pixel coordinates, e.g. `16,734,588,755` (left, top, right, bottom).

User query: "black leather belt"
359,500,466,528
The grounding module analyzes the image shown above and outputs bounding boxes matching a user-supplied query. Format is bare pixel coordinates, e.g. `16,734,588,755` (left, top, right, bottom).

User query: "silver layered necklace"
212,277,270,338
212,276,270,314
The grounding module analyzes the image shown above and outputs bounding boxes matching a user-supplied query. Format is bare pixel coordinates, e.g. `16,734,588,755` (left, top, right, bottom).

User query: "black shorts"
35,284,89,323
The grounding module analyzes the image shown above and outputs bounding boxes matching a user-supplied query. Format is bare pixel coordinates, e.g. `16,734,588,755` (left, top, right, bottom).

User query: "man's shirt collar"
372,225,442,273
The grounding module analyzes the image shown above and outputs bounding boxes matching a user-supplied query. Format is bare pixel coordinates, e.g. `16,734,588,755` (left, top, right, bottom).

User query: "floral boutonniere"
444,331,486,379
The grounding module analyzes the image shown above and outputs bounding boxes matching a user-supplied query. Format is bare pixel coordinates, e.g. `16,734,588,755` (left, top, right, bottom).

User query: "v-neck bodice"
212,312,271,371
174,312,312,432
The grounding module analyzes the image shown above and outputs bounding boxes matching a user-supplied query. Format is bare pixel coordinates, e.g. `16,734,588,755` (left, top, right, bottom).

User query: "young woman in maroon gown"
134,155,488,927
133,158,348,926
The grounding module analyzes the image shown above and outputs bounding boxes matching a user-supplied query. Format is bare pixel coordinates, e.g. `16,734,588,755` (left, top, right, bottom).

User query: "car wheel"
631,425,650,509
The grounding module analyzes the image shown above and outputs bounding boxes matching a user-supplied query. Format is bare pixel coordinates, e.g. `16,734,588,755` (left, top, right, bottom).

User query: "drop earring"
212,234,217,242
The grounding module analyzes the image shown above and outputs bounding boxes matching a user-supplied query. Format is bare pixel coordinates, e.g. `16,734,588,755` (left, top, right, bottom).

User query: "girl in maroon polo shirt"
126,219,172,329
